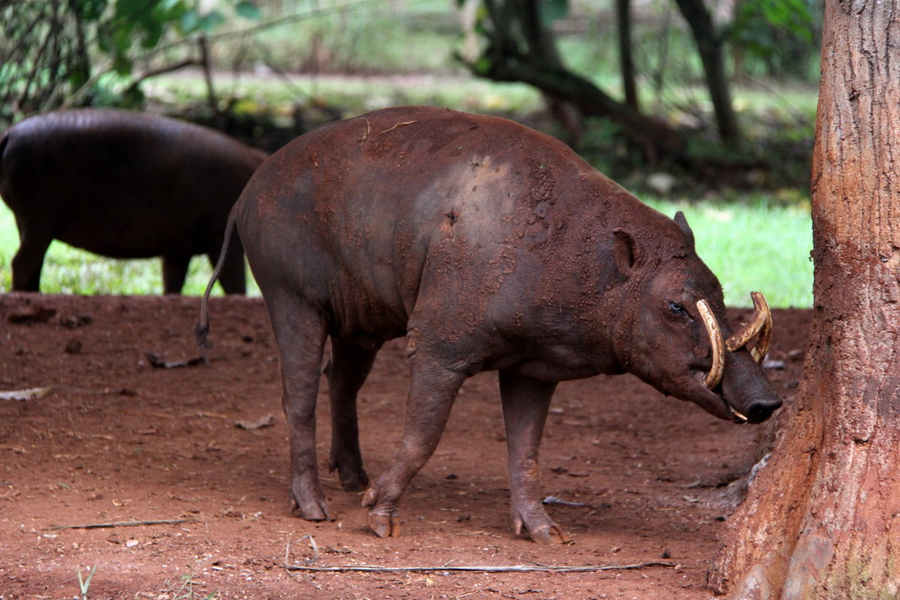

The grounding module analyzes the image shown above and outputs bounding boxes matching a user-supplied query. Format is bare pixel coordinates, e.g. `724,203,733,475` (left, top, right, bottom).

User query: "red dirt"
0,293,810,599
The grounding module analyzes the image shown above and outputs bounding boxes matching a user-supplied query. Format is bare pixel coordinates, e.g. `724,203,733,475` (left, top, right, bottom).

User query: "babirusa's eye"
668,300,685,314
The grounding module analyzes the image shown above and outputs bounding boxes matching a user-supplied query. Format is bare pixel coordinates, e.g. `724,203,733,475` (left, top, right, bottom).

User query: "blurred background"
0,0,818,306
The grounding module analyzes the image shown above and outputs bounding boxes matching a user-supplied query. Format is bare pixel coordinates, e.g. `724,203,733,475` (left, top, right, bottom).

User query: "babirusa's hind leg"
362,351,466,538
326,336,379,491
162,254,191,294
267,298,330,520
10,220,53,291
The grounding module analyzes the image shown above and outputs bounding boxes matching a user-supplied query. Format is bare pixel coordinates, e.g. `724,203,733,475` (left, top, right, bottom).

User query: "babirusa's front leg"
362,352,467,538
499,370,568,544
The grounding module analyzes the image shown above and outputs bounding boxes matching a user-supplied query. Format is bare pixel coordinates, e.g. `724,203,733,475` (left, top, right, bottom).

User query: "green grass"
146,71,545,118
0,195,811,307
644,197,813,309
0,203,254,296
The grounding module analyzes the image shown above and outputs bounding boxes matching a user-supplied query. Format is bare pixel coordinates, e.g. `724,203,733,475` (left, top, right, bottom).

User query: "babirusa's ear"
674,211,695,249
613,227,641,277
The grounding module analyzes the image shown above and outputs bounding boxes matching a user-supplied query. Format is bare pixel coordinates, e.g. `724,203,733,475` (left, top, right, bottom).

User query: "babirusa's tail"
195,203,240,364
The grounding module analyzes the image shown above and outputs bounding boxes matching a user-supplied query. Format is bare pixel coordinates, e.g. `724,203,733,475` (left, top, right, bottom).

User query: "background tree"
672,0,739,147
710,1,900,597
0,1,98,124
459,0,818,158
0,0,259,126
458,0,685,160
616,0,638,111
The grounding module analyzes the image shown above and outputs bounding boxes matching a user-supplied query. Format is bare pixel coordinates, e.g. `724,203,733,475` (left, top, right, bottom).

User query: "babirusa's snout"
697,292,774,423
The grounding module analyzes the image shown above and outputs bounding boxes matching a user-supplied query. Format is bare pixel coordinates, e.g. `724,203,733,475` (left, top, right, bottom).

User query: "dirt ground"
0,293,810,600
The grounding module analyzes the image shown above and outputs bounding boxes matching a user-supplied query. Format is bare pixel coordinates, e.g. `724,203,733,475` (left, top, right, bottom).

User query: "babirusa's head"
612,211,782,424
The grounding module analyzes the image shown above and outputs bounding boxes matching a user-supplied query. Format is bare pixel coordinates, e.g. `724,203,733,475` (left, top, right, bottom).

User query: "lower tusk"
725,292,773,364
697,299,725,389
729,406,748,423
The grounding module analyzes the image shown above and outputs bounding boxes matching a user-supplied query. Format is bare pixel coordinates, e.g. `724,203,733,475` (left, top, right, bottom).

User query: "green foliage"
236,2,457,76
540,0,570,24
79,0,111,21
0,0,260,123
736,0,814,40
100,0,261,75
730,0,817,79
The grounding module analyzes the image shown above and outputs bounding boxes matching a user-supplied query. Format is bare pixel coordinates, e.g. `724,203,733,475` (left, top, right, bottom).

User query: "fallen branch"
47,518,196,531
2,385,136,401
0,387,53,401
121,58,200,99
282,561,674,574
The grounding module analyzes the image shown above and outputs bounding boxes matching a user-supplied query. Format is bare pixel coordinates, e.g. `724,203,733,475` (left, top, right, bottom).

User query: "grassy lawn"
0,194,811,307
0,203,247,296
644,197,812,308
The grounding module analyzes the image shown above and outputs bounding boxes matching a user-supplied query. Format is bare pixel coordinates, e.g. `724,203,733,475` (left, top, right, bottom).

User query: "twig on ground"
144,351,204,369
47,518,196,531
280,561,675,574
284,535,323,589
284,534,320,568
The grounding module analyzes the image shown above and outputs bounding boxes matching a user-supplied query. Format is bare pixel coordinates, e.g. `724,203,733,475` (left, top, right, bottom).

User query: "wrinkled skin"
201,106,782,543
0,109,267,294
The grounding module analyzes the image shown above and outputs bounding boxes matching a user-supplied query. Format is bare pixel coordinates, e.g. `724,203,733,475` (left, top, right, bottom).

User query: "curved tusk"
697,299,725,389
729,407,748,423
750,292,773,363
725,292,773,364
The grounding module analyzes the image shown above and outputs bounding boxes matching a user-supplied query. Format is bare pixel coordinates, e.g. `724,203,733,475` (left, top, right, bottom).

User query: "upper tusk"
697,299,725,389
725,292,773,364
725,292,768,351
750,292,773,363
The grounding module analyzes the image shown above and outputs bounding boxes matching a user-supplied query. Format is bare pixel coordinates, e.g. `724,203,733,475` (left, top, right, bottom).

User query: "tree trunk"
673,0,741,147
469,0,685,161
67,0,91,92
518,0,585,147
617,0,639,111
482,52,682,161
709,2,900,598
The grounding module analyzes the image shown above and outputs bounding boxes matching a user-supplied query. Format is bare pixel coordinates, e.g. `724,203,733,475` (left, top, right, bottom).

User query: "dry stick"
47,518,196,531
282,561,674,574
284,535,323,590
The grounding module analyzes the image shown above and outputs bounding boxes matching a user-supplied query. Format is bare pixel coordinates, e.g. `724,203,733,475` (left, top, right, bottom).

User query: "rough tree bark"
709,2,900,598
